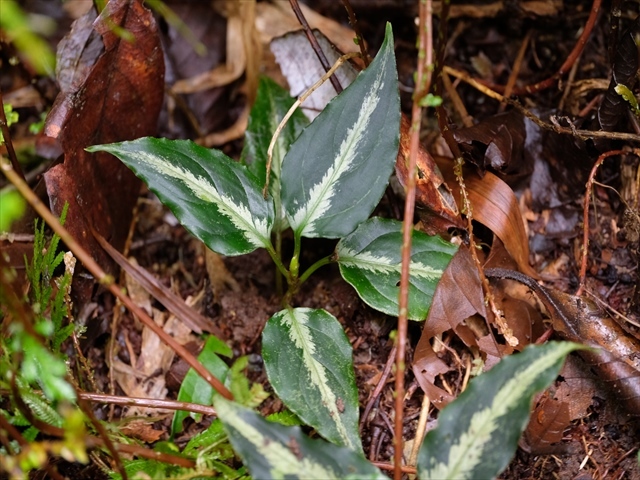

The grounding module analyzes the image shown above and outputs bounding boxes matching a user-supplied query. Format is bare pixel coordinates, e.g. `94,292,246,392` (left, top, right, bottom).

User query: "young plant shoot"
88,24,578,480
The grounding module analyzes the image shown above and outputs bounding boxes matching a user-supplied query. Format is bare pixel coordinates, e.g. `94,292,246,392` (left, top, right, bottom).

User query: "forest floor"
1,0,640,479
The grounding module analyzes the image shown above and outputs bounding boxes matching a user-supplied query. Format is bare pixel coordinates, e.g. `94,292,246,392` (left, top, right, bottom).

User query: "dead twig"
289,0,343,94
395,1,434,477
341,0,370,67
485,0,603,95
78,391,217,417
444,65,640,143
577,149,637,296
360,344,396,436
499,29,531,113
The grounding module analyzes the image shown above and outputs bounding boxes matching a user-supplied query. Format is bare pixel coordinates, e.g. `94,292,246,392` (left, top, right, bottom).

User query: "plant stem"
395,1,434,478
298,256,333,286
275,231,283,296
290,232,302,280
266,243,291,282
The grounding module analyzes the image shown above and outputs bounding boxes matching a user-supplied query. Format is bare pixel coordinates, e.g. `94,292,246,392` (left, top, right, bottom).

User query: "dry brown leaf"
398,117,464,236
436,156,539,278
412,247,484,409
43,0,164,303
95,231,223,336
120,419,165,443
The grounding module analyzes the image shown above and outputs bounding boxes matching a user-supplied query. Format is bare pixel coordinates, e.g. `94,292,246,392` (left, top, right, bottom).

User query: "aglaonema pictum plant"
89,24,582,480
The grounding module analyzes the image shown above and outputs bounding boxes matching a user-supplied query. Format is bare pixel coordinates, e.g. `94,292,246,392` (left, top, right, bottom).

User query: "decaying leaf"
94,231,223,336
412,246,485,409
397,117,463,235
436,156,539,278
452,109,529,180
485,268,640,421
43,0,165,302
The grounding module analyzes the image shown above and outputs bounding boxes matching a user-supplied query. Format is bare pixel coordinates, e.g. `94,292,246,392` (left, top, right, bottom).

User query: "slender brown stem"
394,1,433,478
576,149,630,296
373,461,417,474
288,0,343,94
341,0,370,66
0,156,233,401
482,0,602,95
360,345,396,435
76,393,128,480
0,88,25,181
0,412,28,448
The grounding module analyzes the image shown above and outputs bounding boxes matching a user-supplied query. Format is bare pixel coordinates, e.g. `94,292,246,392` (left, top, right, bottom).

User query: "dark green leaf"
262,308,361,451
281,23,400,239
336,218,457,320
418,342,584,480
171,335,230,436
87,138,274,256
214,397,385,479
242,76,308,232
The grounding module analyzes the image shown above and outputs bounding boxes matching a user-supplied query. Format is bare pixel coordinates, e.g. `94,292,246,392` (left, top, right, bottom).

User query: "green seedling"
89,24,579,479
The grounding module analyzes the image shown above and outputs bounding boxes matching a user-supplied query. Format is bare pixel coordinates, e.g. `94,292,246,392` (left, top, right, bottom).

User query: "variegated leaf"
281,23,400,239
418,342,584,480
262,308,361,452
87,138,274,256
336,218,457,320
214,397,386,480
242,76,308,232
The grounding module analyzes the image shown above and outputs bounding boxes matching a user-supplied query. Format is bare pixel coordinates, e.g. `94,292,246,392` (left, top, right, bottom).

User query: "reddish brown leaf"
412,246,484,409
43,0,164,302
522,391,571,453
523,356,602,453
436,156,539,279
452,109,530,180
396,116,464,236
421,246,486,336
93,231,224,338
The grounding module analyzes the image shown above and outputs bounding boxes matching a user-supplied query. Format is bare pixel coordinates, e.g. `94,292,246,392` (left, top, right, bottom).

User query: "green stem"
289,233,302,281
266,244,290,283
298,256,333,286
274,231,283,296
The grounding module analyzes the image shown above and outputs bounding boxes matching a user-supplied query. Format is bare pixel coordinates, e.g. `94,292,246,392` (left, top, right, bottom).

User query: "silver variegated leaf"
336,217,457,320
418,342,584,480
214,397,386,479
281,23,400,239
262,308,362,452
87,138,274,256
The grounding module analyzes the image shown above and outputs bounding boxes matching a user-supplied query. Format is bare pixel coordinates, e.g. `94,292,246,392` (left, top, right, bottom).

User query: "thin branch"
288,0,343,94
443,66,640,143
395,1,433,478
341,0,370,66
78,392,217,417
576,149,633,296
484,0,602,95
360,345,396,436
